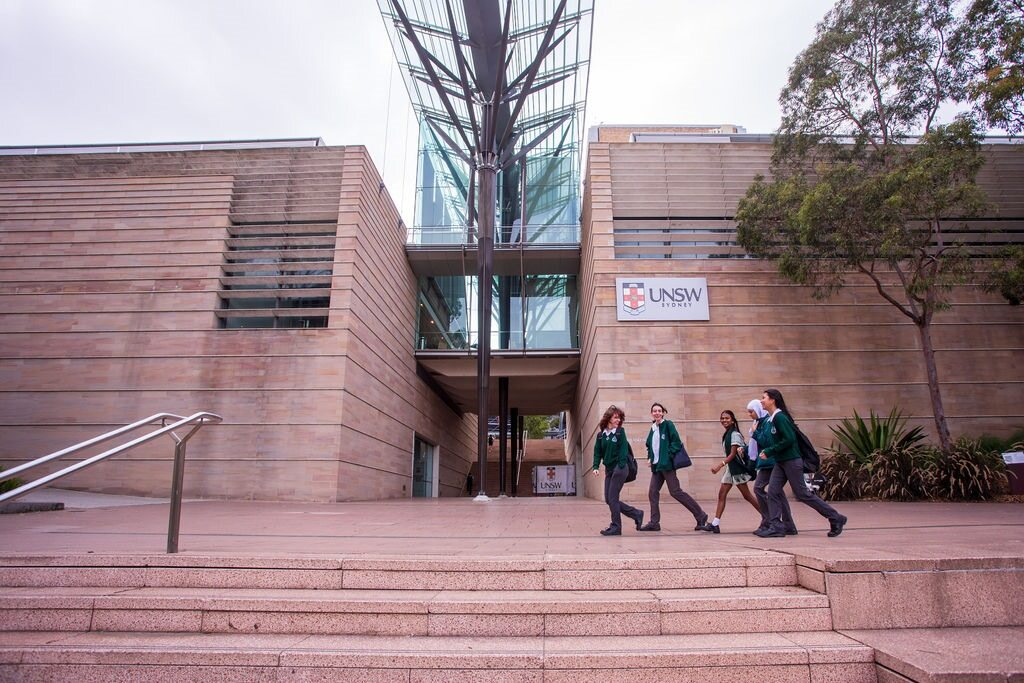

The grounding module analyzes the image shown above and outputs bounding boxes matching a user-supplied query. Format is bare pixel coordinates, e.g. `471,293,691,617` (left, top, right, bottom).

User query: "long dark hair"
763,388,793,418
720,410,740,443
599,405,625,431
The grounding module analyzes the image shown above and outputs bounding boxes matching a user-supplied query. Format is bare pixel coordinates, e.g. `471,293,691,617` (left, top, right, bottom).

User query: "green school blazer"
752,416,777,470
645,419,682,473
760,411,801,463
592,427,628,470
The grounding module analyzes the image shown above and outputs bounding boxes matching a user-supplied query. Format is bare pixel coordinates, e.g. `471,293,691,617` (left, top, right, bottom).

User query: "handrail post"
166,440,187,554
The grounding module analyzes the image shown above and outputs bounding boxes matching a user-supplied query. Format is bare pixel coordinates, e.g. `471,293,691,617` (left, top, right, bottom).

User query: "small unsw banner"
533,465,576,495
616,277,710,321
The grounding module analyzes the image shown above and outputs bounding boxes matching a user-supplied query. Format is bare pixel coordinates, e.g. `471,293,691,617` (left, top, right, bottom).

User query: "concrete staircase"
0,552,875,681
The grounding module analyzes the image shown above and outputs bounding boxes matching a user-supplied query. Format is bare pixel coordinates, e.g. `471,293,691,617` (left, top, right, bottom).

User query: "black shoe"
827,515,848,538
633,511,645,531
707,523,721,534
600,526,622,536
752,526,768,536
694,514,709,531
638,522,661,531
785,528,799,536
754,528,785,538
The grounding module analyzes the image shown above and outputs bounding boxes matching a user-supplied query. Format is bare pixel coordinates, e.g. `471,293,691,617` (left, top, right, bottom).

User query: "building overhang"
406,244,580,277
417,350,579,415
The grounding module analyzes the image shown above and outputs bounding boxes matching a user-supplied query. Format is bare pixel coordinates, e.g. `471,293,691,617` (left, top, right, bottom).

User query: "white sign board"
533,465,576,495
615,277,710,321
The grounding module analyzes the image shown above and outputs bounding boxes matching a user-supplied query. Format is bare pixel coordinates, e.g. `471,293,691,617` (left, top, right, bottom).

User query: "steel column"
474,153,497,499
510,406,520,496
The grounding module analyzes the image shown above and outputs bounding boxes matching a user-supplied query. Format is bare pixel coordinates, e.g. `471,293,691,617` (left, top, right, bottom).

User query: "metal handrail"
0,412,222,553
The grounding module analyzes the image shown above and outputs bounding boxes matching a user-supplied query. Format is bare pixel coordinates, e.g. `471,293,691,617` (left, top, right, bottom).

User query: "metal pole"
167,441,187,553
510,407,520,496
498,377,508,496
474,141,497,500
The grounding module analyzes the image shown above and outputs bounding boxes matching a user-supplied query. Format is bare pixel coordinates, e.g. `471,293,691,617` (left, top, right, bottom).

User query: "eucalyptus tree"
951,0,1024,136
736,0,989,451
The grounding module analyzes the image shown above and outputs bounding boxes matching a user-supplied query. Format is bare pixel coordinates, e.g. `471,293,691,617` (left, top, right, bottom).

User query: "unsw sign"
616,277,710,321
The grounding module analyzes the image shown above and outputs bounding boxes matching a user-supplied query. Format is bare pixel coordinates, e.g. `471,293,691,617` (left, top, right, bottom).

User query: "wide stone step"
0,552,797,591
0,585,832,636
0,631,876,682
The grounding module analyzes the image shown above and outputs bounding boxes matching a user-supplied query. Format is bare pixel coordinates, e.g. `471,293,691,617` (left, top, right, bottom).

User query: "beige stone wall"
575,138,1024,503
595,125,744,142
0,146,474,501
334,149,475,500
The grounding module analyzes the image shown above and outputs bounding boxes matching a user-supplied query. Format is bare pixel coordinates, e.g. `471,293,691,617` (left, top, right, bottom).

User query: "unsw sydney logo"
621,281,704,315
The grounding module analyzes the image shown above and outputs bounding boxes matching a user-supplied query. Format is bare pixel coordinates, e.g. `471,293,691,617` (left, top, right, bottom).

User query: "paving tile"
202,611,428,636
0,609,93,632
543,612,660,636
0,663,280,682
542,665,811,683
843,627,1024,682
661,607,832,634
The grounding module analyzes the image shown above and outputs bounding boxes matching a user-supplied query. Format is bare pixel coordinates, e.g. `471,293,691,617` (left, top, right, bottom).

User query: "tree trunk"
917,321,953,452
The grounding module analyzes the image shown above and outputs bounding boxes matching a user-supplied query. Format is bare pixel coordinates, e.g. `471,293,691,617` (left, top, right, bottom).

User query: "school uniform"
752,416,796,533
592,427,642,532
644,419,706,527
761,410,845,535
722,428,752,484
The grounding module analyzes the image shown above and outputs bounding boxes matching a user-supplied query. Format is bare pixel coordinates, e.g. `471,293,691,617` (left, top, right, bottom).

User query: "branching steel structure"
379,0,592,497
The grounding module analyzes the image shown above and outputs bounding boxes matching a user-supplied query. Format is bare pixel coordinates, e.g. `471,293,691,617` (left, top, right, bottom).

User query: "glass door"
412,436,435,497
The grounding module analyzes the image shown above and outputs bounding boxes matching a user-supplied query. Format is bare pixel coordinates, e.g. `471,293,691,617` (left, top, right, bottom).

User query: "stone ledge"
843,627,1024,683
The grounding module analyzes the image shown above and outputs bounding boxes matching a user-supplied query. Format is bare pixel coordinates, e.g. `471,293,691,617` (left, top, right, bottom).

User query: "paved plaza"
1,493,1022,681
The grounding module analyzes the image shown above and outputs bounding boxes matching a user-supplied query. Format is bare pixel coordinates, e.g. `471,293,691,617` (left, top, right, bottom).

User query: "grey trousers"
604,464,642,529
649,468,706,524
766,458,842,531
754,467,795,531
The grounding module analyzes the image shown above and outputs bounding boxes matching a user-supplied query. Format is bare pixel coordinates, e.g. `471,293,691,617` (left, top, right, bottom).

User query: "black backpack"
794,425,820,473
625,441,638,482
733,439,757,477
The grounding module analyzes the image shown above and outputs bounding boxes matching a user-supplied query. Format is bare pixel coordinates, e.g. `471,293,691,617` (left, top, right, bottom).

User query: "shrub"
974,429,1024,454
0,467,24,495
819,451,867,500
829,408,927,465
864,445,934,501
926,438,1009,501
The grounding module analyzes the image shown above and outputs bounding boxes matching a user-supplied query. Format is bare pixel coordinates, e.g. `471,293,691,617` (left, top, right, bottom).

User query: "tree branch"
858,263,920,322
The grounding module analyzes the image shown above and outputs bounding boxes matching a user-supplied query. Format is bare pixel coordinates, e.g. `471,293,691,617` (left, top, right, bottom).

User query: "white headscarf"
746,399,767,419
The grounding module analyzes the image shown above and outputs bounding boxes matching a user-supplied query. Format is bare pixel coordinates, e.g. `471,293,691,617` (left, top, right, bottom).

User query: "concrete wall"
0,145,474,501
575,137,1024,502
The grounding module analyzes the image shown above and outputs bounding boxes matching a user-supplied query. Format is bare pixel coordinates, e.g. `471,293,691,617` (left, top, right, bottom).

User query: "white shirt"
650,423,661,464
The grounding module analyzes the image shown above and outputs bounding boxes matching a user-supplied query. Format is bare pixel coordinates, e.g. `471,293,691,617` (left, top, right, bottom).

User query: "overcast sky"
0,0,836,220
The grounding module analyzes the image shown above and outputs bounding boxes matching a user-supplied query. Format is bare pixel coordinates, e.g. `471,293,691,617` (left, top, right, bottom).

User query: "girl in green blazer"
637,403,708,532
749,399,796,535
755,389,848,538
704,410,761,533
589,405,643,536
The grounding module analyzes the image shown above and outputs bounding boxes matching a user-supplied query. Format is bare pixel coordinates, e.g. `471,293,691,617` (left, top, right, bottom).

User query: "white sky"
0,0,836,221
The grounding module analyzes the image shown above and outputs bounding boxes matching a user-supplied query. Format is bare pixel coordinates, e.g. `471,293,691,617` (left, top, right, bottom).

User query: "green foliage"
925,438,1009,500
951,0,1024,135
829,408,928,464
0,467,23,495
983,245,1024,305
736,0,1003,454
974,428,1024,454
864,445,935,501
823,410,1013,501
779,0,960,145
523,415,553,440
819,451,868,500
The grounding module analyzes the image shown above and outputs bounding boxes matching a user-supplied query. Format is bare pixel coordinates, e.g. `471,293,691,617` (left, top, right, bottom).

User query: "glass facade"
417,274,578,350
379,0,592,248
411,120,582,246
